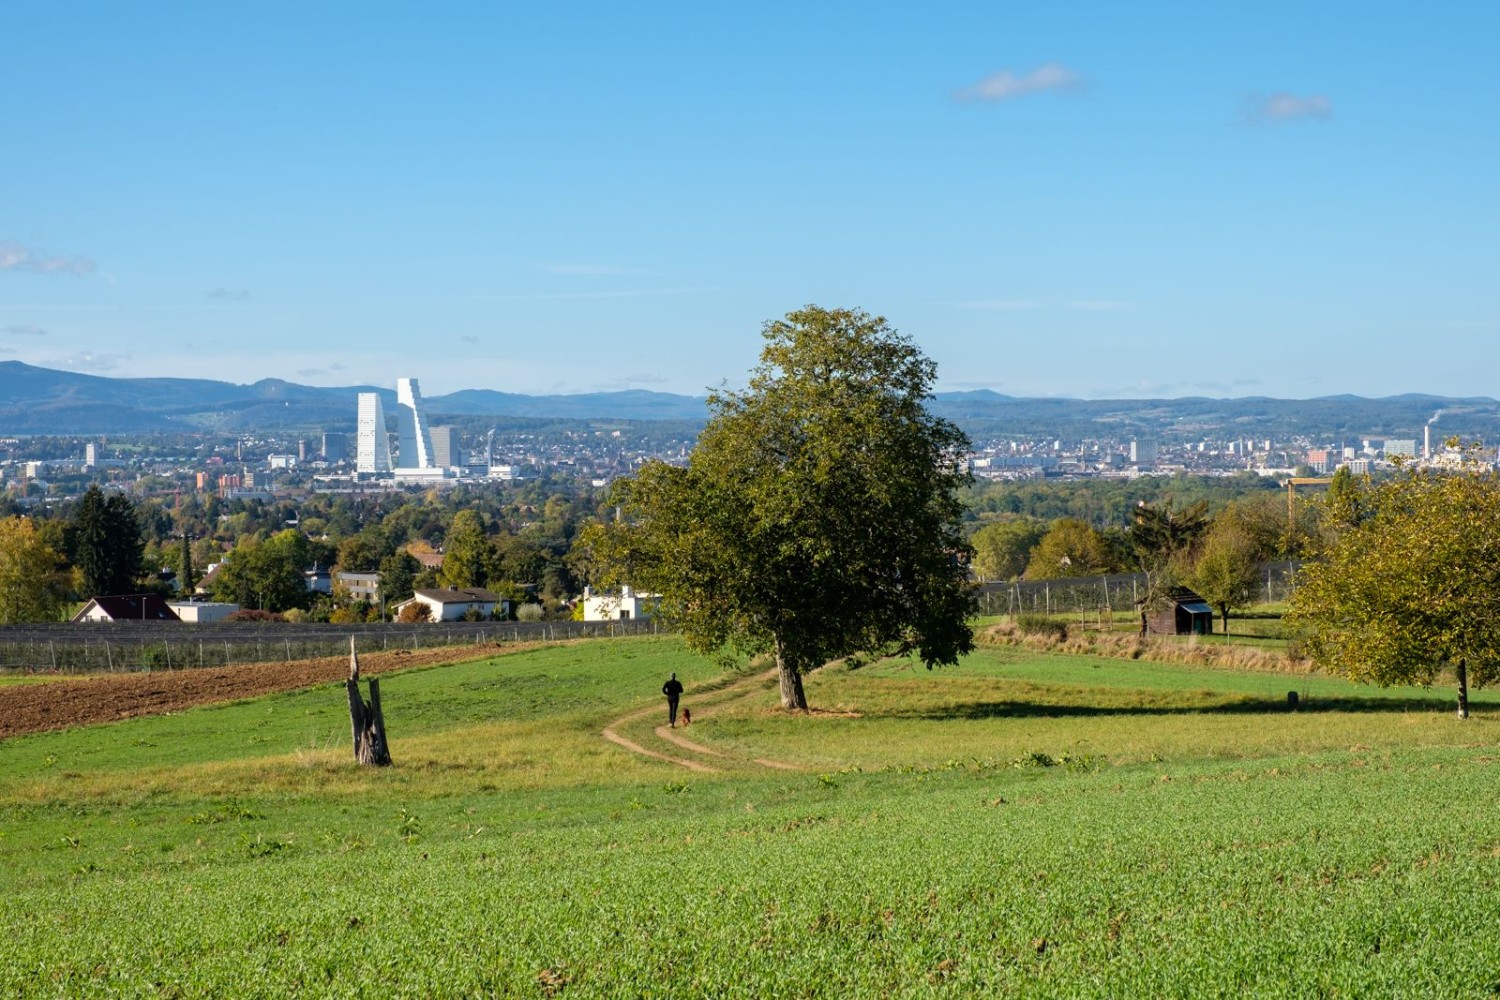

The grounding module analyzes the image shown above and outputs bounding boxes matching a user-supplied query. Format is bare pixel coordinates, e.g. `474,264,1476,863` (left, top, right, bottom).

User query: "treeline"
968,471,1359,630
0,476,608,624
964,471,1283,528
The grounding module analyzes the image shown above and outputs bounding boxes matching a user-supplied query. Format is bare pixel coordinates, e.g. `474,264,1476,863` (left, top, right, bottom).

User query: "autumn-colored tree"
397,600,432,623
970,519,1046,582
0,517,70,623
1188,516,1263,634
1288,460,1500,718
1023,519,1115,579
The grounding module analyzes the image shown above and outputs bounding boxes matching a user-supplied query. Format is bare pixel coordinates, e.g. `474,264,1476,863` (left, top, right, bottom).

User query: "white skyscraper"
395,377,436,470
356,392,393,474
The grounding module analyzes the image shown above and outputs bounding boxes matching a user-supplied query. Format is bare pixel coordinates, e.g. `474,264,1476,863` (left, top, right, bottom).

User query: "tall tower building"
356,393,393,474
430,425,461,468
395,378,436,470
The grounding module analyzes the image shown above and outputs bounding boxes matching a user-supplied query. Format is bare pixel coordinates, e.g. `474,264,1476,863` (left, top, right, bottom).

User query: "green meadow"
3,636,1499,997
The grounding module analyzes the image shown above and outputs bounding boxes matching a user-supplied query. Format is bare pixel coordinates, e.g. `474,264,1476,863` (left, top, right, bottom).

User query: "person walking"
662,672,684,727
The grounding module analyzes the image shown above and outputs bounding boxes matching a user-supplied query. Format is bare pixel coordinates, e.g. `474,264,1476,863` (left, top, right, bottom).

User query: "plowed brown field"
0,643,538,740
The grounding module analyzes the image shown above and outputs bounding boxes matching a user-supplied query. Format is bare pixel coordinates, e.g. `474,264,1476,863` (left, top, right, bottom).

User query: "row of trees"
968,496,1278,631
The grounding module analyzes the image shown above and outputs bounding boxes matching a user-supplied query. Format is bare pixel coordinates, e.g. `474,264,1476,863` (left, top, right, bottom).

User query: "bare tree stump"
346,638,392,766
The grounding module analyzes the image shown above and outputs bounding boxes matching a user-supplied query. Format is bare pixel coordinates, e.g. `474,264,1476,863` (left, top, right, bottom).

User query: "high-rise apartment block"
395,378,436,470
357,393,392,474
430,425,461,468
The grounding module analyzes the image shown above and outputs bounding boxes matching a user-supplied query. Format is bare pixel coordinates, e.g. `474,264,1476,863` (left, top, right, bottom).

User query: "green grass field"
3,637,1498,997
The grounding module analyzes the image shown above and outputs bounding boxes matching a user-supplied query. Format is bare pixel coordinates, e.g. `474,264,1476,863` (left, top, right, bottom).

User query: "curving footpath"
601,668,803,773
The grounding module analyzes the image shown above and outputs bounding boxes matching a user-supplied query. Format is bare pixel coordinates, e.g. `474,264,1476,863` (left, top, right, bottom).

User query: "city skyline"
3,3,1498,400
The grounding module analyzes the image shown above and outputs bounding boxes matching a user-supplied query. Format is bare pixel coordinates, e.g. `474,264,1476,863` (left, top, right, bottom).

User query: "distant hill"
0,360,1495,441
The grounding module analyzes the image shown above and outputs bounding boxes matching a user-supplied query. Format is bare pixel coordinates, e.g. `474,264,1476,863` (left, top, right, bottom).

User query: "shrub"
516,603,544,622
397,602,431,623
225,609,286,623
1015,614,1068,641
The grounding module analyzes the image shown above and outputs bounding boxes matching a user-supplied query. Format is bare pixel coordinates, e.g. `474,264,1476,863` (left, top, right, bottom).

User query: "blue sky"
3,2,1497,399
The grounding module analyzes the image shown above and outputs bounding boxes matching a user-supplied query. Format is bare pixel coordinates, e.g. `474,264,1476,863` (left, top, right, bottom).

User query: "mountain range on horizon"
0,360,1496,441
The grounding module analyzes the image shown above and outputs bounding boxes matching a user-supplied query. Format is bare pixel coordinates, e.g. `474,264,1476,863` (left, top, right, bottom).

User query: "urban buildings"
395,378,436,471
356,392,392,474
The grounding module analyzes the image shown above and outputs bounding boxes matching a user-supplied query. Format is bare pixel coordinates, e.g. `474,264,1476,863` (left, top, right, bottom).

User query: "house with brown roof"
393,587,507,622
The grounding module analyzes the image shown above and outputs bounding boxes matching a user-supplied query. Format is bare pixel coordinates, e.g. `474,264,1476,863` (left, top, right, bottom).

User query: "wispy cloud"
460,334,479,344
207,286,250,301
0,241,97,276
3,324,48,336
539,262,659,277
1243,92,1332,123
1064,299,1131,312
954,62,1085,103
296,367,328,378
955,299,1042,312
591,373,671,391
46,351,127,373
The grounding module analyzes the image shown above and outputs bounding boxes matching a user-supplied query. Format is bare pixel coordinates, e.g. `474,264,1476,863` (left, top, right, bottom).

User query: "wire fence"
0,618,661,675
975,562,1300,619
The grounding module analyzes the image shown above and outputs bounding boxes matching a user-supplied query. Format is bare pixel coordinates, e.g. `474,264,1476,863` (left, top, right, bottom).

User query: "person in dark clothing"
662,673,684,727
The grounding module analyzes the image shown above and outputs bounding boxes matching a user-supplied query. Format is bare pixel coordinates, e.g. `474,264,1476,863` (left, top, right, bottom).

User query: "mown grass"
3,636,1499,997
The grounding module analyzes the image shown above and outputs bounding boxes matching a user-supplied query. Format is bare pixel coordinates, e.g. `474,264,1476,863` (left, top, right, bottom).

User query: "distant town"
0,373,1488,507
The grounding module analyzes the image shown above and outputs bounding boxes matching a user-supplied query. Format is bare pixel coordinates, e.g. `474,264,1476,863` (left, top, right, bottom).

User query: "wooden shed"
1140,587,1214,636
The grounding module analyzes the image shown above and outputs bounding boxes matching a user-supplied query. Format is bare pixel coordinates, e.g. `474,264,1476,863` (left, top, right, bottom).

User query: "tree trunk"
1220,605,1229,636
346,639,393,765
1456,658,1469,720
774,640,808,711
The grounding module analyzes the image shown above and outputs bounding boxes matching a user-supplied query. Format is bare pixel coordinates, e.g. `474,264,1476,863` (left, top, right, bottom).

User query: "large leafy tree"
0,518,70,623
1022,518,1115,579
592,306,976,710
1187,511,1266,635
440,510,492,589
73,485,145,597
970,519,1046,582
212,529,312,612
1288,461,1500,718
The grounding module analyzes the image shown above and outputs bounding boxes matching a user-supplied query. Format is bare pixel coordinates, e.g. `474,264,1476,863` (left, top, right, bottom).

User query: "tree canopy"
73,485,144,597
1287,460,1500,717
0,518,69,623
590,306,976,709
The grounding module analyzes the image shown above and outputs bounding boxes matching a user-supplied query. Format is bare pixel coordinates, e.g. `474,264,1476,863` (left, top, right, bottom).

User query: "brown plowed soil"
0,644,538,740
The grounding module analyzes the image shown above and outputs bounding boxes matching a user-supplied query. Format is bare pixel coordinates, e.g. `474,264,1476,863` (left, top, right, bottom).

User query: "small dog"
680,708,692,726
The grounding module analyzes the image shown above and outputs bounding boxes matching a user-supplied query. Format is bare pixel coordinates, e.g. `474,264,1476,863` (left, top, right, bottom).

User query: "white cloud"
45,351,128,373
0,242,96,276
3,324,48,336
590,373,672,391
954,299,1042,311
1244,92,1332,123
954,62,1085,103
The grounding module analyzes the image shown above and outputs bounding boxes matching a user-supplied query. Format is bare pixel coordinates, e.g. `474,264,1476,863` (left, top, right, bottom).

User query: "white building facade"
357,392,393,474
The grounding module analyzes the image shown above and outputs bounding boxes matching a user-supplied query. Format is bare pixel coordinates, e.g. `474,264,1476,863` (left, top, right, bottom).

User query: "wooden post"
346,637,392,766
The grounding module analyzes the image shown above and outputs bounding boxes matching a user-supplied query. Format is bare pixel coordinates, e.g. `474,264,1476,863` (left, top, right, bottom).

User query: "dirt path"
601,668,804,773
0,643,545,740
